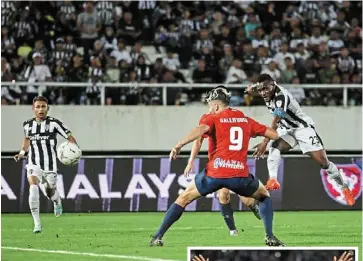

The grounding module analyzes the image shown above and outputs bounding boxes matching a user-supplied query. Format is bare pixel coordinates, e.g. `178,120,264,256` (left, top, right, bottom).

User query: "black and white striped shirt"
23,117,71,172
265,85,314,129
59,3,76,20
14,21,33,39
138,0,156,10
96,1,114,25
1,1,15,26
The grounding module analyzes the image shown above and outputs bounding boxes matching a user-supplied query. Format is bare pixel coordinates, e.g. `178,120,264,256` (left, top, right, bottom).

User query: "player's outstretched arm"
252,117,279,159
14,138,30,162
264,127,279,141
184,137,204,177
334,252,353,261
170,125,210,160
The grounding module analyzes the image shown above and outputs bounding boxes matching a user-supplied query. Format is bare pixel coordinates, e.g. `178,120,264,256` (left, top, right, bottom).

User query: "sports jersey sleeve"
53,118,72,139
23,121,29,138
273,94,290,118
248,117,267,137
199,114,215,136
199,114,212,138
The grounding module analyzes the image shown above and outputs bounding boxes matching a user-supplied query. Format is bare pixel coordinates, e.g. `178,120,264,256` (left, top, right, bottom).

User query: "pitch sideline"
2,246,183,261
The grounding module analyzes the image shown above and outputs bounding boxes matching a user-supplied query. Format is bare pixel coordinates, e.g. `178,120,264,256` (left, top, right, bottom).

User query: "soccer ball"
57,141,82,166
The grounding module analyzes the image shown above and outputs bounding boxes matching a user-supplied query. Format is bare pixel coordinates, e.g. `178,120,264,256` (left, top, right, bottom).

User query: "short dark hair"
32,96,48,105
257,73,274,83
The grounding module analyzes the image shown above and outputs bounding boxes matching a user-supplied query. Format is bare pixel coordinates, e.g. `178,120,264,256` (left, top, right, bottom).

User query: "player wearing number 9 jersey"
150,86,285,247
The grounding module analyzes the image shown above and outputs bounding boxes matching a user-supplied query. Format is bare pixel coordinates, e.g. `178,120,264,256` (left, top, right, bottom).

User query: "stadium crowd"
190,250,356,261
1,1,362,106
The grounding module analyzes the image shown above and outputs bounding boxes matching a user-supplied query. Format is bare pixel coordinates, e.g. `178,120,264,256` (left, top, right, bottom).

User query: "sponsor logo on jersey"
276,100,282,108
320,159,362,205
213,158,244,170
29,134,50,141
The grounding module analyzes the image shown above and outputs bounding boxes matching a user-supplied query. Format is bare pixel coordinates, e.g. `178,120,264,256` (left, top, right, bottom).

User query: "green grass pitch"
1,211,361,261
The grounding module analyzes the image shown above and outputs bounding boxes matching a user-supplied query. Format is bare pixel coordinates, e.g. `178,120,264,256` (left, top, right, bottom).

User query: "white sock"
51,190,61,205
267,148,281,179
29,184,41,225
326,161,346,189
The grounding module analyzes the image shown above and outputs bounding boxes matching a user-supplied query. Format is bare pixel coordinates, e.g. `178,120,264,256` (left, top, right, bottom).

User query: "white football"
57,141,82,166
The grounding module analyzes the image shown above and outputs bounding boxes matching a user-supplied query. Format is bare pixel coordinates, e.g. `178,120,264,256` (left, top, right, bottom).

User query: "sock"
29,184,41,225
219,202,236,231
325,161,346,189
154,203,184,238
50,190,61,205
259,197,273,237
267,148,281,179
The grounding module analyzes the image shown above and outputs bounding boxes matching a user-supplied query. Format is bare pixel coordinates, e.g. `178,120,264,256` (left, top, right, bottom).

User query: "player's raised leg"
44,172,63,217
150,177,202,246
264,138,293,190
309,149,354,206
26,167,42,233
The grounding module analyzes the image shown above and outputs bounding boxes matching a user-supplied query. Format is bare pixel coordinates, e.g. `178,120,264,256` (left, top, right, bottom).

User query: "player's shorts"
272,126,324,154
195,169,259,197
26,164,57,189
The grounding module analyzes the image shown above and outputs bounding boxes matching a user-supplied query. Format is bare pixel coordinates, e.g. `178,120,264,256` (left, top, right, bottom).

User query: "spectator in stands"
1,26,16,60
100,27,118,53
86,56,102,105
193,59,214,83
274,43,295,71
289,27,308,52
218,44,234,80
252,27,268,49
337,47,356,75
280,56,298,83
77,2,101,64
24,52,52,104
327,30,345,55
260,58,281,81
162,49,187,83
66,54,88,104
225,59,247,84
135,55,151,82
130,42,151,66
118,12,141,45
318,57,337,84
309,25,327,48
110,39,132,64
269,27,287,55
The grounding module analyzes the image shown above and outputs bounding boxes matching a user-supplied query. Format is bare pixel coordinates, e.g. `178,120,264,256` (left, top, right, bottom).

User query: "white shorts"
26,164,57,189
271,127,324,154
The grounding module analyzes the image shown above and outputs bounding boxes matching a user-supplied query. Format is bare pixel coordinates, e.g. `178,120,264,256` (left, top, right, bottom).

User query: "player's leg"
44,172,63,217
226,175,284,246
295,127,355,206
217,188,238,235
266,137,294,190
150,177,202,246
26,166,42,233
239,196,261,220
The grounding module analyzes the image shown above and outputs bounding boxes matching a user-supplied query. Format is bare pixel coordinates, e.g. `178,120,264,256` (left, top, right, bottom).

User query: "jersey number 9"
229,126,243,151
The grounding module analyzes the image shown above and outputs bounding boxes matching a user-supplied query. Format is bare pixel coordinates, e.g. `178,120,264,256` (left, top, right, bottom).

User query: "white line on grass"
2,247,183,261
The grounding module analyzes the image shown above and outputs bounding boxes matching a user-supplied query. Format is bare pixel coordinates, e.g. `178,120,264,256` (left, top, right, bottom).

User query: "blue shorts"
195,169,259,197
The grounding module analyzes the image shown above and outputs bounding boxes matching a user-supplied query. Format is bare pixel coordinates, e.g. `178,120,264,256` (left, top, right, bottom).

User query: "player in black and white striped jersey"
14,96,79,233
246,74,355,206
